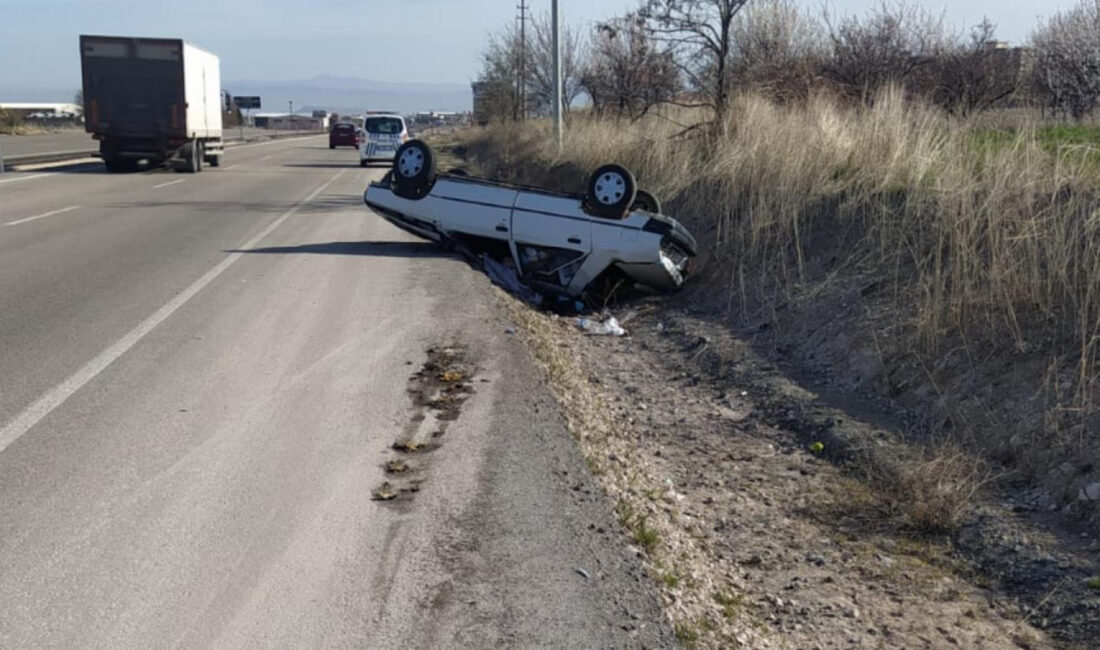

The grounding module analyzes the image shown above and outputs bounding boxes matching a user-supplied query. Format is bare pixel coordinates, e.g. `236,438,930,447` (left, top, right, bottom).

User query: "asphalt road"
0,128,317,159
0,138,672,648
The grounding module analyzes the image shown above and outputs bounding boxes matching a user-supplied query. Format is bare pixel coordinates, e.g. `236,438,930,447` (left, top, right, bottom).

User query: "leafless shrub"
1031,0,1100,120
921,19,1025,116
887,448,990,533
727,0,825,102
581,13,682,119
821,1,951,102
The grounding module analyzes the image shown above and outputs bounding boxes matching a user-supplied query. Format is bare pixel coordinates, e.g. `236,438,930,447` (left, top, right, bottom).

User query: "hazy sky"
0,0,1075,93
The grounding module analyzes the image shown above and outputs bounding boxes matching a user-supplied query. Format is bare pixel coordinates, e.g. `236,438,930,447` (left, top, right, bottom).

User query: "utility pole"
516,0,528,121
289,100,294,131
552,0,562,148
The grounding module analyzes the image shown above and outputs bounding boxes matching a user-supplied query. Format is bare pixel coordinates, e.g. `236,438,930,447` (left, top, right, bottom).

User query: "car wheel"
360,159,369,167
586,164,636,219
330,144,336,149
631,189,661,214
392,139,437,199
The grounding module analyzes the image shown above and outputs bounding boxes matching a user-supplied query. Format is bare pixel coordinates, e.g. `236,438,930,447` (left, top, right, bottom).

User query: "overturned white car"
363,140,697,298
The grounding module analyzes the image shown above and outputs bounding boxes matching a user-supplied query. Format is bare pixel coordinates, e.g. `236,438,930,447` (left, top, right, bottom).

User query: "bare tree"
1031,0,1100,120
581,13,682,118
638,0,751,121
476,23,525,122
821,1,951,102
528,11,586,115
475,15,586,122
728,0,825,101
923,19,1024,116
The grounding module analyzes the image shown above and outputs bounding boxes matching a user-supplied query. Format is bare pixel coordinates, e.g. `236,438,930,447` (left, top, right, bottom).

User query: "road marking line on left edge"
4,205,81,227
153,179,187,189
0,169,347,454
0,173,56,186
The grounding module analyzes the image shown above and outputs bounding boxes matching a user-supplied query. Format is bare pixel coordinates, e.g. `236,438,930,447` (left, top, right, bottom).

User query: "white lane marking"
222,164,238,171
0,170,346,454
153,179,187,189
4,205,81,227
0,173,56,186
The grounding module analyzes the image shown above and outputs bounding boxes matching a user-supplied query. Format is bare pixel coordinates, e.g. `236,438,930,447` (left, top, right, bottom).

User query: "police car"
359,112,408,166
363,140,697,298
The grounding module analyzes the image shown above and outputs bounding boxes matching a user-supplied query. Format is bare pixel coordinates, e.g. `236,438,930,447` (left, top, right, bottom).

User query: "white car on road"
359,113,408,167
363,140,697,298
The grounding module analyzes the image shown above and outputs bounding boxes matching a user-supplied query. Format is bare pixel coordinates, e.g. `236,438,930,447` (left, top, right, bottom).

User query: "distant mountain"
224,75,472,115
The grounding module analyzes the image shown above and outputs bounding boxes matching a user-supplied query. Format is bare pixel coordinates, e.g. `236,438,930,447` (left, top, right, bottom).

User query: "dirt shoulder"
502,291,1099,649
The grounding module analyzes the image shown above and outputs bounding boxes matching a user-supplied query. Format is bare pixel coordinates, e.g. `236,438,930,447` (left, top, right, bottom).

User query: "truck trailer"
80,35,223,173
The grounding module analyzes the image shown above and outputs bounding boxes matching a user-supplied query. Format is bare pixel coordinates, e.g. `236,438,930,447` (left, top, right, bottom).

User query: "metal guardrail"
1,149,99,170
0,130,326,172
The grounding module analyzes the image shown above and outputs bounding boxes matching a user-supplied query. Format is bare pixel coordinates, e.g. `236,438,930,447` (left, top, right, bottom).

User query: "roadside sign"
236,96,261,109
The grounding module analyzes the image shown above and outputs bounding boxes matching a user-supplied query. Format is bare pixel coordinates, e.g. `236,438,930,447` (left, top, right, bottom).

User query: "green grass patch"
674,622,701,647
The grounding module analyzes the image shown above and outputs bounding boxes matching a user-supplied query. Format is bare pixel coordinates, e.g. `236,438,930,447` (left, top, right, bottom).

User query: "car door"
510,192,592,291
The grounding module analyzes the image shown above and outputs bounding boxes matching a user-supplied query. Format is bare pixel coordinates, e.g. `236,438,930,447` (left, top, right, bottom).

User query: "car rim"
594,172,626,205
398,148,424,177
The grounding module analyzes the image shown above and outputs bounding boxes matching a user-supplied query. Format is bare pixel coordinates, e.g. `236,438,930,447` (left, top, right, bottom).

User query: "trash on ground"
1079,482,1100,501
483,254,543,306
577,315,627,336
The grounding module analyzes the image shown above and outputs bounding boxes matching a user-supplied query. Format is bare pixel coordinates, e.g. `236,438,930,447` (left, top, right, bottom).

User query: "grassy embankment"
459,90,1100,514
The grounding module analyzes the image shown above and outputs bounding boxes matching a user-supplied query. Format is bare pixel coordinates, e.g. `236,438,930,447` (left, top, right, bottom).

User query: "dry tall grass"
462,89,1100,493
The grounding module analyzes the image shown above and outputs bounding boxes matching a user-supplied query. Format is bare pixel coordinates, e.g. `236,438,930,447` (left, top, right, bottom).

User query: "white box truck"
80,35,223,173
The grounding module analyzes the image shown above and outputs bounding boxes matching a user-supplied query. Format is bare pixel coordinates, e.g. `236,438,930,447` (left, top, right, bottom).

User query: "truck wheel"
631,189,661,214
181,141,202,173
392,139,436,199
208,154,220,168
586,164,636,219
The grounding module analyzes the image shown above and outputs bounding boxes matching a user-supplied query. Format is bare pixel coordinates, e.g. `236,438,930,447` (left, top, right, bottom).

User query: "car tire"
586,164,636,219
360,159,369,167
631,189,661,214
392,139,437,199
330,144,336,149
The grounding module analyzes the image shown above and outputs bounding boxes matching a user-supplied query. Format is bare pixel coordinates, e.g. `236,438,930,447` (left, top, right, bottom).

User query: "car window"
335,124,354,131
365,117,404,134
